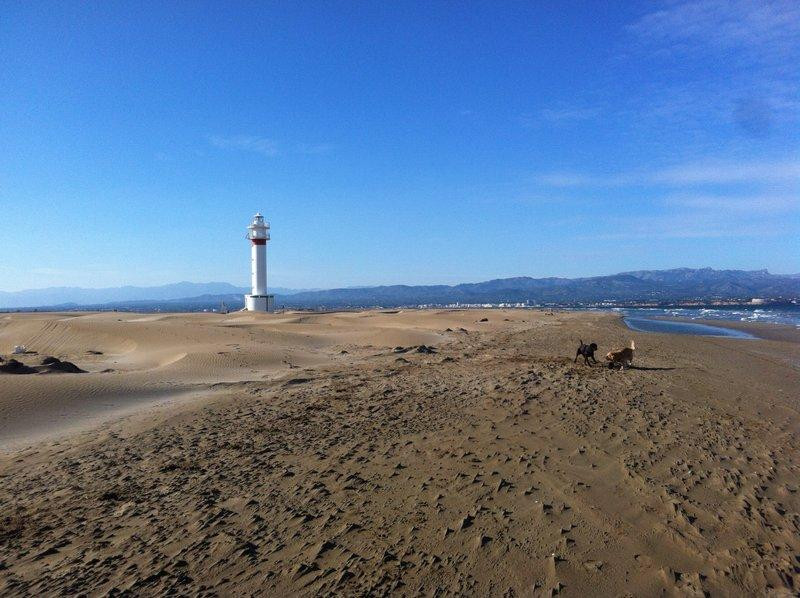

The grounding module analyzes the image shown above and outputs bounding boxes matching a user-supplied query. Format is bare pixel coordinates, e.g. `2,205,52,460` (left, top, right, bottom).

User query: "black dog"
574,340,598,365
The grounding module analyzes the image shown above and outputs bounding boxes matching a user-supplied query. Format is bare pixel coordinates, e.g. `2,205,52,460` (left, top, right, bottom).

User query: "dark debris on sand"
0,356,86,375
416,345,437,354
0,359,37,374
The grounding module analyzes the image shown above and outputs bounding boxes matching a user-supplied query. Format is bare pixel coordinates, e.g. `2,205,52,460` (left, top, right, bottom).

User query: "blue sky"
1,1,798,291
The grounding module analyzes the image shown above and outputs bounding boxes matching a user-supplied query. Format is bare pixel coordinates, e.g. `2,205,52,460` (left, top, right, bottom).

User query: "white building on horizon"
244,213,274,312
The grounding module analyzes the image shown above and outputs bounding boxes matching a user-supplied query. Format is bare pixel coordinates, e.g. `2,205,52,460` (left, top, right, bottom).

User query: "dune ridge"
1,309,799,595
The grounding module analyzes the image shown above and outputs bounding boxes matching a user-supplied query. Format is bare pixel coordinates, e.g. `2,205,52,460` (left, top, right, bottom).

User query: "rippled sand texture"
1,309,799,595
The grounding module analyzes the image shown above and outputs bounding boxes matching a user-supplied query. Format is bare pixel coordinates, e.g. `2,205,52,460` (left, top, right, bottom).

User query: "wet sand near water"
671,317,800,343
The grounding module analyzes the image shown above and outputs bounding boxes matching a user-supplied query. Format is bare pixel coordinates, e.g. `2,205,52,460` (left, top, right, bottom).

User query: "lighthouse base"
245,294,274,312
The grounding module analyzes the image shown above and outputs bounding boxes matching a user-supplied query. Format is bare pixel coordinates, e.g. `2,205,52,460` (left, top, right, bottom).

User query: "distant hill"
273,268,800,308
0,282,310,309
2,268,798,312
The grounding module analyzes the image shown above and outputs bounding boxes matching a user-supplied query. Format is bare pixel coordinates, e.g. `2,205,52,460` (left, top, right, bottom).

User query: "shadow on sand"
627,365,676,371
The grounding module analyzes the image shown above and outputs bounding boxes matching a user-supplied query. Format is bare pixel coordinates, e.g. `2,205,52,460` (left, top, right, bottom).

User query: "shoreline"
633,315,800,343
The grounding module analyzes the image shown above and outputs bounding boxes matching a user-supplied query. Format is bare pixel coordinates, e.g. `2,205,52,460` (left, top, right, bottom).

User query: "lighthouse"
244,213,274,312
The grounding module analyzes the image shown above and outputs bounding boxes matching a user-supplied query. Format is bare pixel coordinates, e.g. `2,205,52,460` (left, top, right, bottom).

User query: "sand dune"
1,309,799,595
0,311,467,447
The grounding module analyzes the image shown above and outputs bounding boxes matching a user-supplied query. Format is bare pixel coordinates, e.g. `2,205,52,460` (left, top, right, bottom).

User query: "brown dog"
606,340,635,369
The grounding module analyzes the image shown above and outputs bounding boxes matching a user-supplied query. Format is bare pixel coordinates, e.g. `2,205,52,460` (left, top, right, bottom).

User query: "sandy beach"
1,309,799,595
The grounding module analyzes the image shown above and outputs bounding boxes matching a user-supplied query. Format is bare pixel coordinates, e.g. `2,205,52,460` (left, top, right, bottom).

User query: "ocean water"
605,305,800,328
623,316,756,338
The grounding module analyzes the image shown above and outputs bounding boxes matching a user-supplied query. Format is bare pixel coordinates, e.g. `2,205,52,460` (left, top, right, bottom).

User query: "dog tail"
579,339,583,345
630,340,636,350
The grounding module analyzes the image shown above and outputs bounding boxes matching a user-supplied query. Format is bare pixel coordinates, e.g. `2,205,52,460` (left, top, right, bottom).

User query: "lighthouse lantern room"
244,213,274,312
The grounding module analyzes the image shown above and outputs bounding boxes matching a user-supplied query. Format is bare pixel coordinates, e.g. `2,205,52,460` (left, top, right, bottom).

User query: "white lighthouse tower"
244,213,274,312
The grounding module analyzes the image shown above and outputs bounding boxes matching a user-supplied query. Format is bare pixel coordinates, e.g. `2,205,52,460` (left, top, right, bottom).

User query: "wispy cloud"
665,193,799,214
209,136,336,157
593,215,793,240
652,160,800,184
528,169,798,241
535,159,800,188
628,0,800,59
531,157,799,241
521,107,599,127
617,78,800,137
208,135,279,156
295,142,335,155
621,1,800,136
534,172,630,188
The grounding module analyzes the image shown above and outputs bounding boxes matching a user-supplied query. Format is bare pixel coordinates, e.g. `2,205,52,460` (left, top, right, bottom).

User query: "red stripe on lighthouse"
251,239,266,245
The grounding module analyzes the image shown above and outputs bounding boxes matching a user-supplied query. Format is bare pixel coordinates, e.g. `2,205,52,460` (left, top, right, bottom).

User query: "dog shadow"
627,365,676,371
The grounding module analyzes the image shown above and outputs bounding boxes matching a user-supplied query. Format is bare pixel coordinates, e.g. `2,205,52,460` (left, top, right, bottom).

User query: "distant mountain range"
1,269,798,311
0,282,308,309
272,268,800,308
